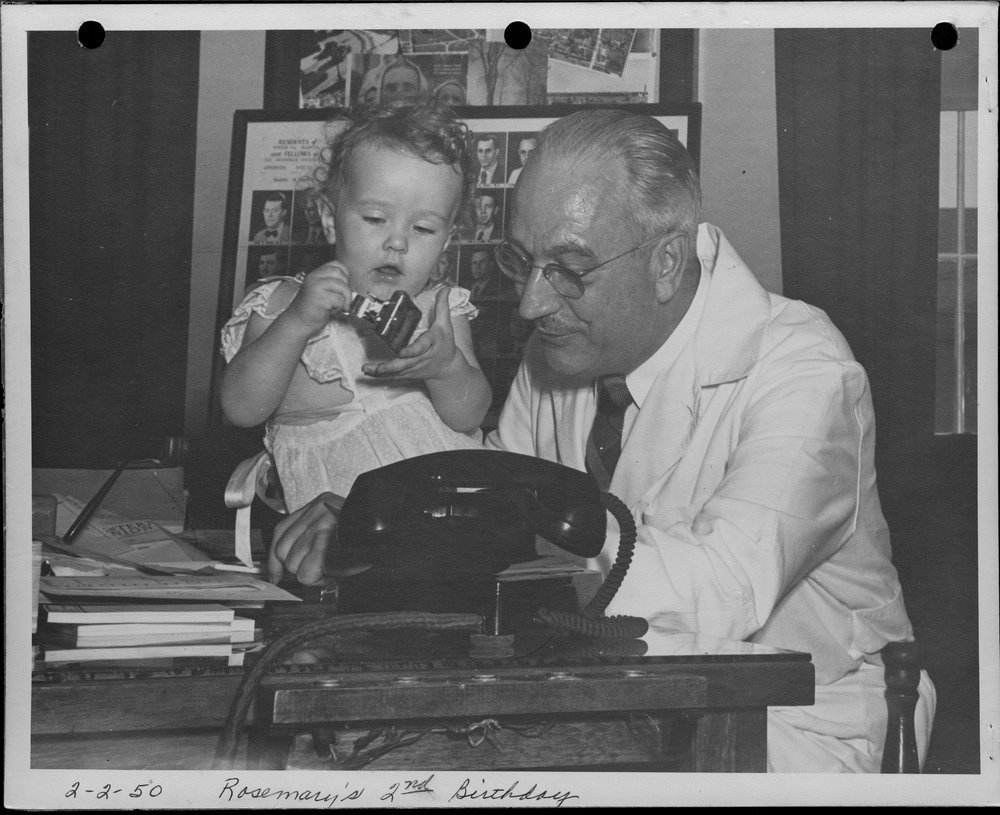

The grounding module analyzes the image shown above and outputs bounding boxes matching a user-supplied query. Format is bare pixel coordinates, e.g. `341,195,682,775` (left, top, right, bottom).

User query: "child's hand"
287,262,353,331
362,287,463,382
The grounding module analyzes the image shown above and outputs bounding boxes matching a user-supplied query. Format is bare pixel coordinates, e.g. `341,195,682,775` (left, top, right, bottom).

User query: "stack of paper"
38,573,300,603
37,603,263,666
38,493,218,574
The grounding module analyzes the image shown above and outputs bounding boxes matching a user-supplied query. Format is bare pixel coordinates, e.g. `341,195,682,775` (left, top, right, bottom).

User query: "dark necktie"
480,170,488,185
265,230,278,239
585,374,633,492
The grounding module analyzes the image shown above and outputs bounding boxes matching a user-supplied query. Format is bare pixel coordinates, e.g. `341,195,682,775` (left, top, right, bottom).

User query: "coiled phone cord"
212,611,482,770
533,491,649,639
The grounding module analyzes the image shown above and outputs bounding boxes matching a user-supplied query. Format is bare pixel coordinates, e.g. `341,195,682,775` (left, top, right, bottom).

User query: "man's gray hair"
532,109,702,241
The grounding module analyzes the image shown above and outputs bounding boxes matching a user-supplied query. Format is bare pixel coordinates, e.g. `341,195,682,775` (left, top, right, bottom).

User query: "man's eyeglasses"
493,234,670,300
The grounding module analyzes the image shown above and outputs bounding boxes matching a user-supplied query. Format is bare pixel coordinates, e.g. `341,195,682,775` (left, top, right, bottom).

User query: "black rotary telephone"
335,449,607,581
331,450,644,640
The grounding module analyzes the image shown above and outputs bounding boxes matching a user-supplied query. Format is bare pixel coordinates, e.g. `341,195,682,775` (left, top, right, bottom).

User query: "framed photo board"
211,103,702,428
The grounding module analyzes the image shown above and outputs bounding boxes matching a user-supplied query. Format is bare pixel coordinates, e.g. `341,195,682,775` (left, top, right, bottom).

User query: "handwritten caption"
218,775,579,807
65,781,162,800
62,775,580,807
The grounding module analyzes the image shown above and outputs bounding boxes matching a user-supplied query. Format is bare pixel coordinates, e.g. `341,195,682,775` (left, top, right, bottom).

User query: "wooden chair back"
881,640,922,773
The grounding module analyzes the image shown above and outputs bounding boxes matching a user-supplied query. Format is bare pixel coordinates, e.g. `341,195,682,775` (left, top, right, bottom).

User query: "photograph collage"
297,29,648,111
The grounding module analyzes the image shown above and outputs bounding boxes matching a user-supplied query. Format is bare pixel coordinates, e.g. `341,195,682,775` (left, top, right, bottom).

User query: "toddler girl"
220,103,490,526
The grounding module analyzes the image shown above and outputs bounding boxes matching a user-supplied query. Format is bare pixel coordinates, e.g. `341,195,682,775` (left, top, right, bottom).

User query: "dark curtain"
775,29,978,753
775,29,941,457
29,31,201,467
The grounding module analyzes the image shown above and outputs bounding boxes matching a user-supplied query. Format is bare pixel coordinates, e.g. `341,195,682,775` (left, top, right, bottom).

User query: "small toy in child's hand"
348,290,422,354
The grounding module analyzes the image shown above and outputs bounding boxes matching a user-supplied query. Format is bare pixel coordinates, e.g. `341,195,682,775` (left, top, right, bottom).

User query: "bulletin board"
210,102,701,429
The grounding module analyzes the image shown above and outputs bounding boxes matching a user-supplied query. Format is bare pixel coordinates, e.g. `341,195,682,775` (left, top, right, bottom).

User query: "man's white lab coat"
487,223,935,771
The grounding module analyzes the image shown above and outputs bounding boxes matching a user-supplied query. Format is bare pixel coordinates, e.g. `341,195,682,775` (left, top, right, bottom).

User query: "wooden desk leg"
246,690,295,770
247,729,295,770
692,709,767,772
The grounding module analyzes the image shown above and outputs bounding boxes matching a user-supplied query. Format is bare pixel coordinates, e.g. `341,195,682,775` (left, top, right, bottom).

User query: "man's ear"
650,233,691,303
316,195,337,245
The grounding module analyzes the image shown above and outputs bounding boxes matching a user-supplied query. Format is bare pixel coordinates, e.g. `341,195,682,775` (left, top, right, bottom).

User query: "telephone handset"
337,450,607,581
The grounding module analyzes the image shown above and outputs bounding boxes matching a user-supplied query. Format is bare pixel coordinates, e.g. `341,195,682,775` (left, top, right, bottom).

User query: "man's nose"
518,267,561,321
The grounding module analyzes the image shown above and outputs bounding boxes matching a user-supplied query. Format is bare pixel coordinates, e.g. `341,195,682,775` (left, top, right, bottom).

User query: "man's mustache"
532,317,578,335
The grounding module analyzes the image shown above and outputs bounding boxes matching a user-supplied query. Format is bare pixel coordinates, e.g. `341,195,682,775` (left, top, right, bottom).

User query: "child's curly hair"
315,101,474,212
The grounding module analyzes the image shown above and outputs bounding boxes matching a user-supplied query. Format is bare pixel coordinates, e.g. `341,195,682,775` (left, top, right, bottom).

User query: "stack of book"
36,603,263,667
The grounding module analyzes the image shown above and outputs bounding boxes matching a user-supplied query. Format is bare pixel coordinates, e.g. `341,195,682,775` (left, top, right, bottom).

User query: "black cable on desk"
213,611,482,769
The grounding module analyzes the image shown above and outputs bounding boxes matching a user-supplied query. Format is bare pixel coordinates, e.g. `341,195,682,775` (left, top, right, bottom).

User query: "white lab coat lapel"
610,224,771,508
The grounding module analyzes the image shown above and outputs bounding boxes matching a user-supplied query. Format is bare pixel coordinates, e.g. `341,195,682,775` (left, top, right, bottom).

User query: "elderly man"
266,109,935,773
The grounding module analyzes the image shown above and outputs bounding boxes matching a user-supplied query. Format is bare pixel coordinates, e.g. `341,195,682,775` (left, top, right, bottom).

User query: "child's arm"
220,264,352,427
362,287,491,434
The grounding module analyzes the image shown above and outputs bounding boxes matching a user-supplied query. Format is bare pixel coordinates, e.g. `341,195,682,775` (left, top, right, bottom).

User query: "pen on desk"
62,457,130,544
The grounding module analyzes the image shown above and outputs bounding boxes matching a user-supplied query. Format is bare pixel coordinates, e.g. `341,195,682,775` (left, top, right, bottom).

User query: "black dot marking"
504,21,531,50
931,22,958,51
78,21,106,49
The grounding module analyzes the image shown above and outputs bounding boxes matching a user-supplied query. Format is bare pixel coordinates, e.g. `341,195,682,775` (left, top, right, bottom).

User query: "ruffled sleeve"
299,322,349,383
445,285,479,321
220,274,349,385
219,278,290,363
412,284,479,338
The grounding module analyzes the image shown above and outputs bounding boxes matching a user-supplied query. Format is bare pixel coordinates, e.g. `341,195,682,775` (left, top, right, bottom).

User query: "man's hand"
268,492,344,586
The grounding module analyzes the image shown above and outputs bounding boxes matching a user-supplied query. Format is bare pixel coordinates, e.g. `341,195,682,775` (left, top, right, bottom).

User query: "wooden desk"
32,628,813,772
31,662,247,770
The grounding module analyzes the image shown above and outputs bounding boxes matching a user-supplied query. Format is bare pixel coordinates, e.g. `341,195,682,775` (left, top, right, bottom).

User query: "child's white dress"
220,276,484,513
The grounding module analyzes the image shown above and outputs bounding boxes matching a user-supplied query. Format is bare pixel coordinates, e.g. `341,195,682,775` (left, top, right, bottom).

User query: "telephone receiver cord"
212,611,482,770
533,491,648,639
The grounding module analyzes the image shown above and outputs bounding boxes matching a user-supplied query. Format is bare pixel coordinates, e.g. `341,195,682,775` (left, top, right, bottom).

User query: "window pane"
934,258,978,435
934,259,958,433
939,111,958,208
964,208,978,254
963,260,977,434
938,209,959,254
940,208,979,255
963,111,978,209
